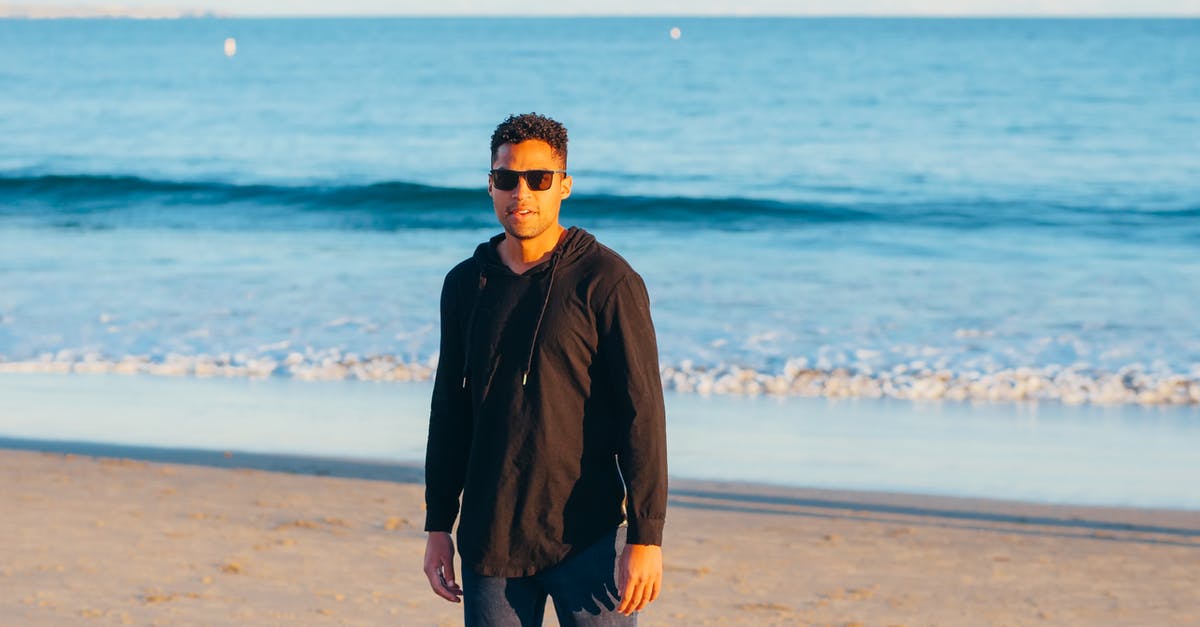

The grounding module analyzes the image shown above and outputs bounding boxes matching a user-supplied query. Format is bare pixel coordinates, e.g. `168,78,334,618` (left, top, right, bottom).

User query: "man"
422,112,668,626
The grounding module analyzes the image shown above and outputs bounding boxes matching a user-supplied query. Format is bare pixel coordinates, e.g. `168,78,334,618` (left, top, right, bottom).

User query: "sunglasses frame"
489,168,568,192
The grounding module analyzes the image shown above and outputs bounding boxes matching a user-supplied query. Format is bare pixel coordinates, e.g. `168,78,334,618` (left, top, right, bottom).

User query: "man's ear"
559,174,572,200
487,172,493,195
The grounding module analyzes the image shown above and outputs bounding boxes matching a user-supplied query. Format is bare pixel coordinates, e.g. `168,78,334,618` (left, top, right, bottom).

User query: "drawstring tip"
522,373,528,386
461,377,467,389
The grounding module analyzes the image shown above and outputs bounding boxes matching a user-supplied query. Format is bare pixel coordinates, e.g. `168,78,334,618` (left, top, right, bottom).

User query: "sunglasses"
490,168,567,192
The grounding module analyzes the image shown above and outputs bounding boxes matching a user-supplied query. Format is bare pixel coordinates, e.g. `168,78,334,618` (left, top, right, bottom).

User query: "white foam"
659,361,1200,406
0,353,1196,406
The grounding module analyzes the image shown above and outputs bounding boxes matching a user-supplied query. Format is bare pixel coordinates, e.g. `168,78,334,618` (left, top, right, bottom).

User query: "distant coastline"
0,4,227,18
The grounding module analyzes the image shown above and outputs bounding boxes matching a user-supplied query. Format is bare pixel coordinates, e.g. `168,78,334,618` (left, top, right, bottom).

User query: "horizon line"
4,13,1200,19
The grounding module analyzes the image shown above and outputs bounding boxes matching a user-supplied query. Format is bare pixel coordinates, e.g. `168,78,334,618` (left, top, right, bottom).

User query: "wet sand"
2,444,1197,626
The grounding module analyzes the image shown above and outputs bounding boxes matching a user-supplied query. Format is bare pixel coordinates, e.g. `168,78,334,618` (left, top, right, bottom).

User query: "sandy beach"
2,444,1197,626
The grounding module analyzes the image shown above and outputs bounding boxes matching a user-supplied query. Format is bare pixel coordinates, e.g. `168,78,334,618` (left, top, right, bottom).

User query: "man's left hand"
616,543,662,616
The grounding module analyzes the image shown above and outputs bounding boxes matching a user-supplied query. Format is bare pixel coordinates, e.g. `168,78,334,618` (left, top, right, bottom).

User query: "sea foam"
2,352,1197,406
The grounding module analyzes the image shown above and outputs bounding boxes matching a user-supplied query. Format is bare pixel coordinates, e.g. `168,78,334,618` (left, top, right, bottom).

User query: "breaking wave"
3,351,1198,406
3,172,1198,236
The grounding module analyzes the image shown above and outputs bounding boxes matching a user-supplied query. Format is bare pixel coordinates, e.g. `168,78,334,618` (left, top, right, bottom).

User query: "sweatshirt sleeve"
423,270,473,533
597,272,668,546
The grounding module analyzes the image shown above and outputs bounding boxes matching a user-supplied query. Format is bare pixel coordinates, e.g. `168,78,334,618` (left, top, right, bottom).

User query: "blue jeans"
462,525,637,627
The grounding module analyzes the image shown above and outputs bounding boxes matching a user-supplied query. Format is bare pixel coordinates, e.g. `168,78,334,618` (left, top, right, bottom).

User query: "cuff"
626,516,664,546
423,511,456,533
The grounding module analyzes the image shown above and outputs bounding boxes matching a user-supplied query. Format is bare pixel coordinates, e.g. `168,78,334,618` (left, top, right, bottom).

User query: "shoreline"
4,358,1199,407
4,373,1199,511
3,444,1197,625
3,434,1200,525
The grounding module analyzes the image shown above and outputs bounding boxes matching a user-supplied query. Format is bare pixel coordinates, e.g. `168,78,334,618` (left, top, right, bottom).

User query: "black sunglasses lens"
492,170,519,190
492,169,558,191
525,171,554,191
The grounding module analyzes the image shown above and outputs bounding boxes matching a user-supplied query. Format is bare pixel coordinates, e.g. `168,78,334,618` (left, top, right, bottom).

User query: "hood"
461,226,597,389
471,226,596,275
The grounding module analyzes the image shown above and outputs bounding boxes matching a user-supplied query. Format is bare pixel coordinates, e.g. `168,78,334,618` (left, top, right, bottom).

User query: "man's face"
489,140,572,241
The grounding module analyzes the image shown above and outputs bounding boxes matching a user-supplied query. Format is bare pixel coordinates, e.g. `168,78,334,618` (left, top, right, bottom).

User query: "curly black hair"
490,113,568,167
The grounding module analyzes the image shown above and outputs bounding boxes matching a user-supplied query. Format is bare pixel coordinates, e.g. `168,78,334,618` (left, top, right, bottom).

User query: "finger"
648,578,661,603
621,580,646,615
442,568,464,596
427,572,458,602
617,578,634,614
440,564,465,593
628,579,647,613
635,582,653,612
433,578,458,602
438,583,462,602
426,567,462,603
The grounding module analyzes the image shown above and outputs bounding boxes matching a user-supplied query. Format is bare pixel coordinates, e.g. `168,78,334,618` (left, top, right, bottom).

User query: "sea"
1,18,1198,507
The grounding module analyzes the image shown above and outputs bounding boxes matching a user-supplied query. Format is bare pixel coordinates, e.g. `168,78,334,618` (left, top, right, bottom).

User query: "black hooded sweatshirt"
423,226,668,577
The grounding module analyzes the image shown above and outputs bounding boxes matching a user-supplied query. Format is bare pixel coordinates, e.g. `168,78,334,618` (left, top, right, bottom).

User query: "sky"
4,0,1200,17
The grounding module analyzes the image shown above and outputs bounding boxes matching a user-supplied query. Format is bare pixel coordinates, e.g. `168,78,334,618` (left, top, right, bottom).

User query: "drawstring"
461,271,486,388
463,227,574,390
522,251,560,387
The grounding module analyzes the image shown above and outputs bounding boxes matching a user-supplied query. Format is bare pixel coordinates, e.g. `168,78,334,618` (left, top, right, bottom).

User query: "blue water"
3,374,1199,509
2,18,1200,405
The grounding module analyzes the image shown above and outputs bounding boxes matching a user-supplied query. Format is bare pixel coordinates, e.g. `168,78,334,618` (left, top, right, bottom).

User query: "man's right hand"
423,531,464,603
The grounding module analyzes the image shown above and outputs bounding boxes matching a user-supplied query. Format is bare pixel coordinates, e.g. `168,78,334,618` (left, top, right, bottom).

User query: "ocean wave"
0,173,867,229
3,352,1197,406
2,172,1197,234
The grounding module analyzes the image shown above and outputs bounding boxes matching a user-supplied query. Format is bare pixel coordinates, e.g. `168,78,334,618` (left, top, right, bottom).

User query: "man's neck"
499,225,567,274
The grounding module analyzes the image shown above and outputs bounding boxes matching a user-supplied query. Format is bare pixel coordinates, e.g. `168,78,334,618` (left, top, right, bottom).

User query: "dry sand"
2,447,1197,626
